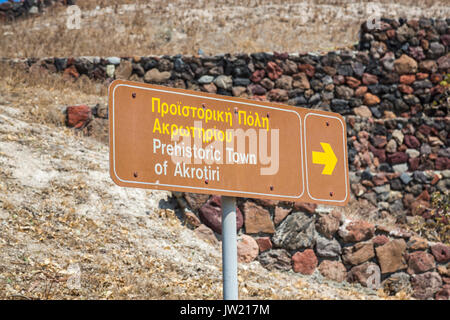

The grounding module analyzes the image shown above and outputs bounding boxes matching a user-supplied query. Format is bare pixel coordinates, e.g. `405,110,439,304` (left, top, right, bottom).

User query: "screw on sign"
108,80,349,300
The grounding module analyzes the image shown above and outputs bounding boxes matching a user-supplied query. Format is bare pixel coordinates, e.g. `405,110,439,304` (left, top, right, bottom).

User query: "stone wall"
176,194,449,300
0,0,74,21
3,17,449,299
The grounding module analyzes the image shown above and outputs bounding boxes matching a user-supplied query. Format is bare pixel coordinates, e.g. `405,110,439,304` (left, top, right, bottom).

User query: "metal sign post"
221,196,238,300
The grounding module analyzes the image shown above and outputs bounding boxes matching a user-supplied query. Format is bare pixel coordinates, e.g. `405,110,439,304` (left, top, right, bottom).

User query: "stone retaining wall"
173,193,449,299
0,0,74,21
3,17,449,299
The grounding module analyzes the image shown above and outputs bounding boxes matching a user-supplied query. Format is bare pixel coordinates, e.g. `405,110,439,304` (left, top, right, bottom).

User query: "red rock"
407,251,436,274
293,72,310,90
373,235,390,246
404,135,421,149
338,220,375,243
347,262,381,289
387,152,408,164
250,69,265,83
63,65,80,79
436,157,450,170
198,196,243,234
255,237,272,253
407,236,429,250
202,83,217,93
431,84,445,96
416,190,430,202
372,135,387,148
375,239,407,274
298,64,315,78
398,84,414,94
394,54,418,74
194,224,218,245
369,146,386,163
398,144,407,152
418,124,432,135
266,61,283,80
251,95,267,101
318,260,347,282
355,86,368,96
242,201,275,234
267,89,288,102
274,206,291,225
362,73,379,85
346,76,361,88
386,29,396,38
419,60,438,73
293,202,316,214
430,73,443,84
372,173,388,186
364,93,380,105
399,74,416,84
411,272,442,299
411,200,430,216
184,193,210,211
431,244,450,263
431,174,440,185
292,249,318,275
435,285,450,300
437,55,450,70
254,199,279,207
66,105,92,129
408,157,420,170
237,235,259,263
416,72,428,80
323,66,336,76
342,242,375,266
333,74,346,85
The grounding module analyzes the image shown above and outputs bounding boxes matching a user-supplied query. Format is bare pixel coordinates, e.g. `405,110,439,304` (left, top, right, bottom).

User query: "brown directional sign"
108,80,349,206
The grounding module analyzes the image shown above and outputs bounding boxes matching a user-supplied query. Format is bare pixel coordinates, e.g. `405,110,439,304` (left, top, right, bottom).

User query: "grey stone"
198,75,214,84
420,144,432,155
413,171,432,184
214,75,233,90
106,57,121,65
257,249,292,271
400,173,413,185
406,149,420,159
382,272,412,296
272,212,316,251
392,163,408,174
373,184,390,194
442,170,450,179
315,234,342,258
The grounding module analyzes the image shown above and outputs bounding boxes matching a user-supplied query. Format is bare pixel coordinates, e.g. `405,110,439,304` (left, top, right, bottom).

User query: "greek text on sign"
109,80,349,206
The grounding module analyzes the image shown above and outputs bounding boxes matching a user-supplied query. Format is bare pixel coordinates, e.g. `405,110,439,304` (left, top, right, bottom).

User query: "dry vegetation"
0,0,449,58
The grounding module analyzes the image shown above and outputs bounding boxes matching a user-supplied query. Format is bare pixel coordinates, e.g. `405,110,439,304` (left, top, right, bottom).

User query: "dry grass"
0,61,107,126
0,0,448,58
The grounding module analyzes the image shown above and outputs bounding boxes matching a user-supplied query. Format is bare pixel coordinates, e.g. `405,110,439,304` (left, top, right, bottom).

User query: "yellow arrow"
312,142,337,175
